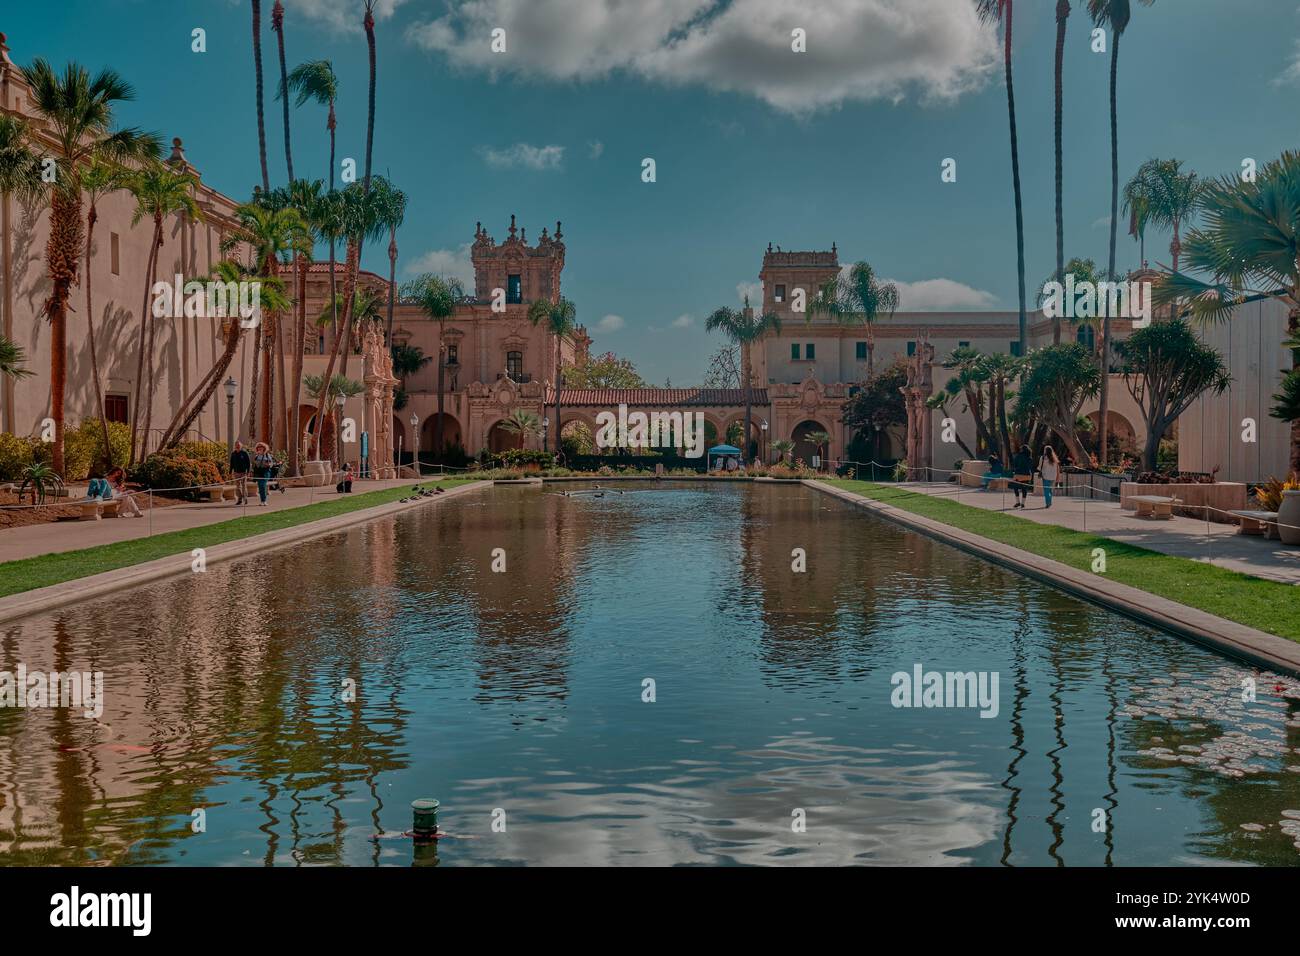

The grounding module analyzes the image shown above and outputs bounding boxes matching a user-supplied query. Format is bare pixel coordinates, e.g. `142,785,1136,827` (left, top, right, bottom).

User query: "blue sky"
10,0,1300,384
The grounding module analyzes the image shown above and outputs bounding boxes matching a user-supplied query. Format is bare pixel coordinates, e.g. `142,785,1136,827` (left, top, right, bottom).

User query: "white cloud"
1092,215,1112,229
883,277,998,311
409,0,997,114
588,140,605,159
597,314,625,332
671,313,693,328
478,143,566,170
290,0,408,33
405,243,474,288
1277,40,1300,85
736,281,762,305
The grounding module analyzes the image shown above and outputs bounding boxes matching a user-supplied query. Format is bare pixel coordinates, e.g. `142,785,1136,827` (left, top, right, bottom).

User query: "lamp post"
541,414,549,454
760,418,769,464
224,377,238,454
411,413,420,476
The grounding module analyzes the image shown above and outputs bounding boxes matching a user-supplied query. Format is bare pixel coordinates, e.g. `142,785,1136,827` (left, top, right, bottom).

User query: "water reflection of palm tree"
999,616,1031,866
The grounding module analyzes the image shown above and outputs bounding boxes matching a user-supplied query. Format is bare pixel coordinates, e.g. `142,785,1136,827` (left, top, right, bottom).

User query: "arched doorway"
1085,410,1137,458
487,420,516,453
791,419,831,467
422,413,463,457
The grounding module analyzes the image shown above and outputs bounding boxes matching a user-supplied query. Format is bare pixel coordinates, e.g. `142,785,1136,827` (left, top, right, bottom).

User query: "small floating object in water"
411,797,440,843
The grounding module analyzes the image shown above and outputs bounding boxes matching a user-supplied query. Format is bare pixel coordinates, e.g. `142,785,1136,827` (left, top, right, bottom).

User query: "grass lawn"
823,479,1300,643
0,480,476,600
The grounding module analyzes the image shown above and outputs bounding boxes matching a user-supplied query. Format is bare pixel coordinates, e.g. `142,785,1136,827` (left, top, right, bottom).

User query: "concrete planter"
1278,491,1300,545
1120,482,1247,523
302,460,332,487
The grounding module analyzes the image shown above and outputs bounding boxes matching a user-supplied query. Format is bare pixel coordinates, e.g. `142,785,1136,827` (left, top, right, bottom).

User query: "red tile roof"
546,387,768,407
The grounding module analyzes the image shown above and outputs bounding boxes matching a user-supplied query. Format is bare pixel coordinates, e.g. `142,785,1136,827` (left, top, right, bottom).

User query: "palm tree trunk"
1290,307,1300,475
274,309,288,451
252,0,270,193
84,200,113,470
435,329,445,458
259,320,274,443
43,188,83,477
246,315,262,443
130,221,161,464
364,7,376,189
741,340,752,460
310,239,357,453
289,254,307,474
385,229,397,344
141,217,164,454
272,0,293,183
1003,1,1028,356
866,327,875,378
1053,0,1069,346
328,102,336,190
1099,29,1121,466
553,337,563,459
160,320,243,450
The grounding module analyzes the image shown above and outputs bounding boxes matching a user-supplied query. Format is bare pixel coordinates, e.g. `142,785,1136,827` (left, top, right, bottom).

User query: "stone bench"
1131,495,1179,520
77,499,120,520
1228,509,1280,538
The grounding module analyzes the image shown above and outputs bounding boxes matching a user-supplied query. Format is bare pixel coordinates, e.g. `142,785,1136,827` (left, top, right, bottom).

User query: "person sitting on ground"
336,462,354,494
105,467,143,517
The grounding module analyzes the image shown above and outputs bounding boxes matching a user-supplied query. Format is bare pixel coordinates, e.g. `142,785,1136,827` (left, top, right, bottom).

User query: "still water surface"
2,482,1299,865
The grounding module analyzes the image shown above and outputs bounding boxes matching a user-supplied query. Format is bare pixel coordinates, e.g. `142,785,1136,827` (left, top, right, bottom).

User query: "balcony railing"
497,371,532,384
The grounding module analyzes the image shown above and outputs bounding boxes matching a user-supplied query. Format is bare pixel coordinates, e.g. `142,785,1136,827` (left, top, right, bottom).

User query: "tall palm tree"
252,0,270,192
809,260,899,378
82,158,133,467
284,178,324,473
705,300,782,460
393,273,459,459
390,341,432,387
1122,165,1155,268
282,60,338,189
1052,0,1072,345
1153,151,1300,473
1088,0,1155,463
371,177,407,344
127,164,201,463
805,430,832,470
363,0,378,192
500,410,542,450
528,296,579,456
976,0,1028,356
20,59,161,475
156,259,290,451
270,0,293,183
1137,158,1202,316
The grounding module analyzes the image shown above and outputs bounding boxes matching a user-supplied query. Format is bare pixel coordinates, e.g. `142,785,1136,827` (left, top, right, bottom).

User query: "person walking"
252,442,275,506
1038,445,1060,509
229,440,251,505
1010,444,1035,510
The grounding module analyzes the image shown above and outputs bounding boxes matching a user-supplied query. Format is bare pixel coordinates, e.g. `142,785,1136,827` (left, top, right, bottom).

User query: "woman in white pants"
107,467,143,517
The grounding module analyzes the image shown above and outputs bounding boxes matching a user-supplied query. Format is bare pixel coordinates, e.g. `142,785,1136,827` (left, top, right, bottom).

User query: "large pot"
302,460,332,488
1278,490,1300,545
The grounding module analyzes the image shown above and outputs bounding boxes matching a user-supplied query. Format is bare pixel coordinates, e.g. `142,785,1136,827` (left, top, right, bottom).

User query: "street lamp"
760,419,769,464
224,377,238,453
411,413,420,476
335,393,346,471
542,413,549,453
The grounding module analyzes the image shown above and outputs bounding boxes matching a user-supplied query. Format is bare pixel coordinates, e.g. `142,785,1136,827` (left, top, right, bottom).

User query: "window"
110,233,120,275
104,394,128,423
447,344,459,365
318,334,325,354
1076,324,1095,352
806,343,815,360
907,341,916,357
791,343,800,360
507,350,523,379
507,274,522,304
775,284,786,303
958,340,970,349
855,342,867,360
1010,340,1022,357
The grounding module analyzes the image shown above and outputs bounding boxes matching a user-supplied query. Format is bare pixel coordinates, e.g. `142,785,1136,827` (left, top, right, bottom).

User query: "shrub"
1255,474,1300,511
63,419,133,480
133,453,223,498
0,432,43,482
173,440,232,478
488,448,556,469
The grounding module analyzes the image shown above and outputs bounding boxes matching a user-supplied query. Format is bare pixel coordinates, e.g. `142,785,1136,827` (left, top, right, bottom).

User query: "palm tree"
371,177,407,344
270,0,293,183
1052,0,1072,344
809,260,899,377
976,0,1028,356
20,58,161,475
363,0,378,192
528,296,579,456
1153,151,1300,473
282,60,338,188
399,274,463,459
1122,165,1155,267
251,0,270,192
805,430,832,469
82,158,133,467
772,438,794,465
302,373,362,466
156,259,290,451
283,178,324,474
0,336,31,381
390,342,432,386
1136,158,1202,317
127,164,202,463
705,299,781,459
1088,0,1155,464
500,410,542,450
221,201,309,448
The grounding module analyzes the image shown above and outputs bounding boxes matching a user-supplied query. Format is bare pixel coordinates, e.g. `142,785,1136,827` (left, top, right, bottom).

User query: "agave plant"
772,438,794,464
1254,474,1300,512
19,461,65,505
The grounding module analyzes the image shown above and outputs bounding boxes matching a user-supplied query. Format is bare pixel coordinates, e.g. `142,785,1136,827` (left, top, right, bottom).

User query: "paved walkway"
0,477,443,563
897,482,1300,585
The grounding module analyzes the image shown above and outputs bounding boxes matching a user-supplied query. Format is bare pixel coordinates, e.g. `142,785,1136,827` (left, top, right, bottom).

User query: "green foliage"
132,452,223,497
0,432,44,482
62,419,132,480
842,360,908,433
487,448,556,469
1272,368,1300,424
563,351,646,389
172,441,233,479
18,461,64,504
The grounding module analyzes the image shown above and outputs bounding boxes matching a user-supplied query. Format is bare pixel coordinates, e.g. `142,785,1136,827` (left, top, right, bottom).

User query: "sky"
8,0,1300,385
